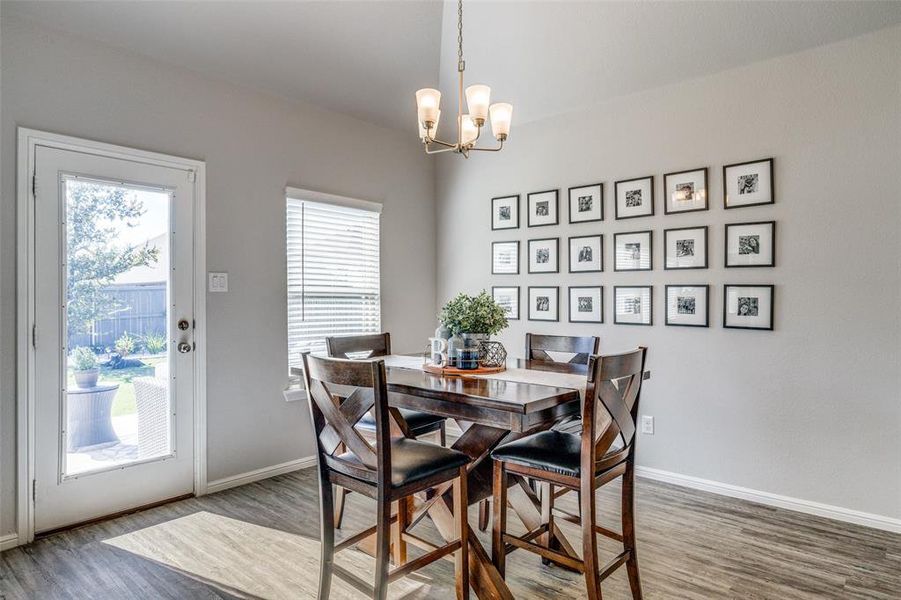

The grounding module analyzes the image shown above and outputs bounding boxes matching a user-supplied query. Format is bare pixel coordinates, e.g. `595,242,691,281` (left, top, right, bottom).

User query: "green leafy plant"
71,346,98,371
115,331,137,357
143,331,167,355
439,291,508,336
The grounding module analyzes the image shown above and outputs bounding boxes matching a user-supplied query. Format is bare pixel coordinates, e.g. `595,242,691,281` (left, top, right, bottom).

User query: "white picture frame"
528,237,559,274
491,195,520,230
568,183,603,223
491,241,519,274
527,190,559,227
614,231,653,271
615,176,654,219
614,286,652,325
664,226,708,270
528,286,559,321
665,285,709,327
725,221,775,267
664,167,708,214
724,158,774,209
569,286,603,323
492,286,520,320
568,234,603,273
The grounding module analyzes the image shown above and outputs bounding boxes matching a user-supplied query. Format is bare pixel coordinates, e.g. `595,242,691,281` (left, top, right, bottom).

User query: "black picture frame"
723,158,774,209
568,183,604,224
664,225,709,270
568,234,604,273
527,237,560,274
491,240,520,275
665,284,709,328
527,189,559,227
492,286,520,320
613,286,653,326
568,286,604,323
664,167,709,215
723,284,775,331
613,230,653,272
491,194,520,230
528,286,560,322
725,221,776,268
614,175,655,220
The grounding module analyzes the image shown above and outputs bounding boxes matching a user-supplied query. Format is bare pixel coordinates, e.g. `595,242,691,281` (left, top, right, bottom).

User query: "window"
286,190,381,370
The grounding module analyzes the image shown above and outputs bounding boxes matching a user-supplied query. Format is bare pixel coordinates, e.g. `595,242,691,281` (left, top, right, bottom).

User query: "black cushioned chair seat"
338,438,469,488
491,431,628,478
357,407,445,434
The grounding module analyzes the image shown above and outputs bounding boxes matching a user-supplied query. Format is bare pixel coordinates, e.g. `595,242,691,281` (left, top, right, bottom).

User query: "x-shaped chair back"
326,333,391,360
526,333,600,365
582,347,648,471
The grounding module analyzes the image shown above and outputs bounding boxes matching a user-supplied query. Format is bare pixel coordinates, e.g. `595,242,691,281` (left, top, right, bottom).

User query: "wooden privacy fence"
68,283,167,350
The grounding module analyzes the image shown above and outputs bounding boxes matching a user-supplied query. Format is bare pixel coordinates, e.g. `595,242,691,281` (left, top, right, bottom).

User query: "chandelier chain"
457,0,465,72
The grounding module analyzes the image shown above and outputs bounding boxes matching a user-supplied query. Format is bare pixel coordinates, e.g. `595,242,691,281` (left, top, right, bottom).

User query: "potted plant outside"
71,346,100,389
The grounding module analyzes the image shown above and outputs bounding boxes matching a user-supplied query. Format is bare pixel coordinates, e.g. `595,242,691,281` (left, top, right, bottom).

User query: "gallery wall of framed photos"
488,158,777,331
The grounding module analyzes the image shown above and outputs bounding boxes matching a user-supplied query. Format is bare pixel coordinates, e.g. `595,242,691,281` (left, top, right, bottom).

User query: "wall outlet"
641,415,654,435
208,272,228,293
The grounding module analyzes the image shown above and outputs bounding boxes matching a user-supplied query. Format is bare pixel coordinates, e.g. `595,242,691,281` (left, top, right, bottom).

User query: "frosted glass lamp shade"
460,114,479,145
417,110,440,140
465,84,491,123
489,103,513,140
416,88,441,126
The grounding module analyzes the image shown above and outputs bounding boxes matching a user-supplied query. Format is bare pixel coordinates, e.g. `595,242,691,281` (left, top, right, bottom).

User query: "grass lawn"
67,356,166,417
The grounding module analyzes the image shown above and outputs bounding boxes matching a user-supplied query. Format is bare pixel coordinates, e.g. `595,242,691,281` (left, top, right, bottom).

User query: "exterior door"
32,145,196,533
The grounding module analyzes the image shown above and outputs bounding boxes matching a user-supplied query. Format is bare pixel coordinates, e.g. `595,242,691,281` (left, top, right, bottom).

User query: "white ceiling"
5,1,901,132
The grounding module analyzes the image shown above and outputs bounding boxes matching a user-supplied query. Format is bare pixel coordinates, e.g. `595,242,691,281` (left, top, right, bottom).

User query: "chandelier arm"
425,145,458,155
425,136,458,149
468,139,505,153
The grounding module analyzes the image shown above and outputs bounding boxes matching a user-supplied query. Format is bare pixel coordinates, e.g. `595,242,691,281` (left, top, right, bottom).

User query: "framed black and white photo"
569,286,603,323
491,195,520,230
614,286,652,326
492,286,520,320
724,158,774,209
665,285,709,327
528,237,559,273
725,221,775,267
568,234,603,273
528,286,559,321
615,176,654,219
664,226,708,270
724,284,774,330
527,189,559,227
614,230,653,271
491,241,519,274
664,167,708,214
568,183,603,223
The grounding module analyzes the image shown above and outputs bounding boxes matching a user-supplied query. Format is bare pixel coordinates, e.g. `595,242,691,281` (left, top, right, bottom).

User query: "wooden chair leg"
334,485,347,529
539,481,554,566
622,461,643,599
453,466,470,600
374,496,392,600
317,471,336,600
393,497,410,566
439,421,447,446
491,460,508,578
478,499,490,532
581,477,603,600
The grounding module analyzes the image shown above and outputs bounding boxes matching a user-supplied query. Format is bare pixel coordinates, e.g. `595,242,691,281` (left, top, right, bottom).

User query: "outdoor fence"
68,283,167,350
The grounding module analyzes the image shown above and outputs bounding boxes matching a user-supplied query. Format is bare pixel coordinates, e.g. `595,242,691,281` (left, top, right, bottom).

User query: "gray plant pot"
74,368,100,389
461,333,489,349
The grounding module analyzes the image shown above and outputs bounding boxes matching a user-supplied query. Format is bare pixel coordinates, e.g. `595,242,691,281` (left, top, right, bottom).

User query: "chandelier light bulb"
415,88,441,126
489,103,513,141
460,114,479,145
465,84,491,125
418,109,440,140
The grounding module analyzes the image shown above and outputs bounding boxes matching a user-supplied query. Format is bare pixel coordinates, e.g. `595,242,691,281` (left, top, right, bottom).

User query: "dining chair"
477,332,600,531
303,353,471,600
326,332,448,529
489,347,648,600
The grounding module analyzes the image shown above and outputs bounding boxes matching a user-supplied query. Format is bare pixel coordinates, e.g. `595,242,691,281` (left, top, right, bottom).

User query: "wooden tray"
423,363,506,376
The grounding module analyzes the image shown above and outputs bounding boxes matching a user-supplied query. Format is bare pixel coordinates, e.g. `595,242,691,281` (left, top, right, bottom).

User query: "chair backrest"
302,352,392,485
525,333,600,365
326,333,391,359
582,347,648,469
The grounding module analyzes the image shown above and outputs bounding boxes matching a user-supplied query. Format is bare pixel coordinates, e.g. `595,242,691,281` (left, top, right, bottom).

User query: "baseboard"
205,456,317,495
636,466,901,534
1,533,20,552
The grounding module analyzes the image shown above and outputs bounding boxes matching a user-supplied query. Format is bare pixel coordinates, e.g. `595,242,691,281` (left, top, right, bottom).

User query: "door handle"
177,342,193,354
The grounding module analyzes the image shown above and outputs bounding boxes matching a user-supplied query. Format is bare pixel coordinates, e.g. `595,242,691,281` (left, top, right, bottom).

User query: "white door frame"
16,128,208,544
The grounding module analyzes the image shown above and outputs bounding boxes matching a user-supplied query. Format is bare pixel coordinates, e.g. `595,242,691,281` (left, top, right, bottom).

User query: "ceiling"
5,1,901,132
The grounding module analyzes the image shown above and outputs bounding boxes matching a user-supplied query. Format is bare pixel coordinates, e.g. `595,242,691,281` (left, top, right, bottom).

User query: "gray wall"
436,26,901,519
0,18,437,535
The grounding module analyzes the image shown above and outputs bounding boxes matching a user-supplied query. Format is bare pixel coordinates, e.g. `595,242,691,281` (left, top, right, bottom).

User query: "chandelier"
415,0,513,158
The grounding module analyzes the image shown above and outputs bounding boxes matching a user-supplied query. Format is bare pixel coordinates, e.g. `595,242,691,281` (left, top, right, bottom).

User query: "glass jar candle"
457,347,480,370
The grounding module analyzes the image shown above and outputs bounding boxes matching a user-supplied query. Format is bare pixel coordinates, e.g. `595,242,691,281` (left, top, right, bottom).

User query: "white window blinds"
286,195,381,369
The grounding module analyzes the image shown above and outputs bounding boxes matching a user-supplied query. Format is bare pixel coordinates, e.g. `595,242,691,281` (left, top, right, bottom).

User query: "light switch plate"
208,272,228,293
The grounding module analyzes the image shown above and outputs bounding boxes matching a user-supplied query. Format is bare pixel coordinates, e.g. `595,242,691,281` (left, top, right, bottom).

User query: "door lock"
177,342,193,354
178,319,190,331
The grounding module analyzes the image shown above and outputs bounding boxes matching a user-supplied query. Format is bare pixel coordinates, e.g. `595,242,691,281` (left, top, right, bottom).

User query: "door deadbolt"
178,319,190,331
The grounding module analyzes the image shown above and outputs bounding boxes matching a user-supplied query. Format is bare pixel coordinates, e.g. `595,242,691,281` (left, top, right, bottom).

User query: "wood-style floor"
1,467,899,599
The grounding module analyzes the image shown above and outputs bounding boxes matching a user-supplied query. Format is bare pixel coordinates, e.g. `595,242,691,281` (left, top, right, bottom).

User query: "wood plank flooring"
1,467,899,599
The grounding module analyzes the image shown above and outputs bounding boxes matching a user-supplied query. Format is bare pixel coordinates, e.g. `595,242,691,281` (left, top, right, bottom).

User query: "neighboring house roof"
112,232,168,285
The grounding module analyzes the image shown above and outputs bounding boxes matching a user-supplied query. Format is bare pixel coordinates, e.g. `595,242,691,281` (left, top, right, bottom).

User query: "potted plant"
71,346,99,388
439,290,509,349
